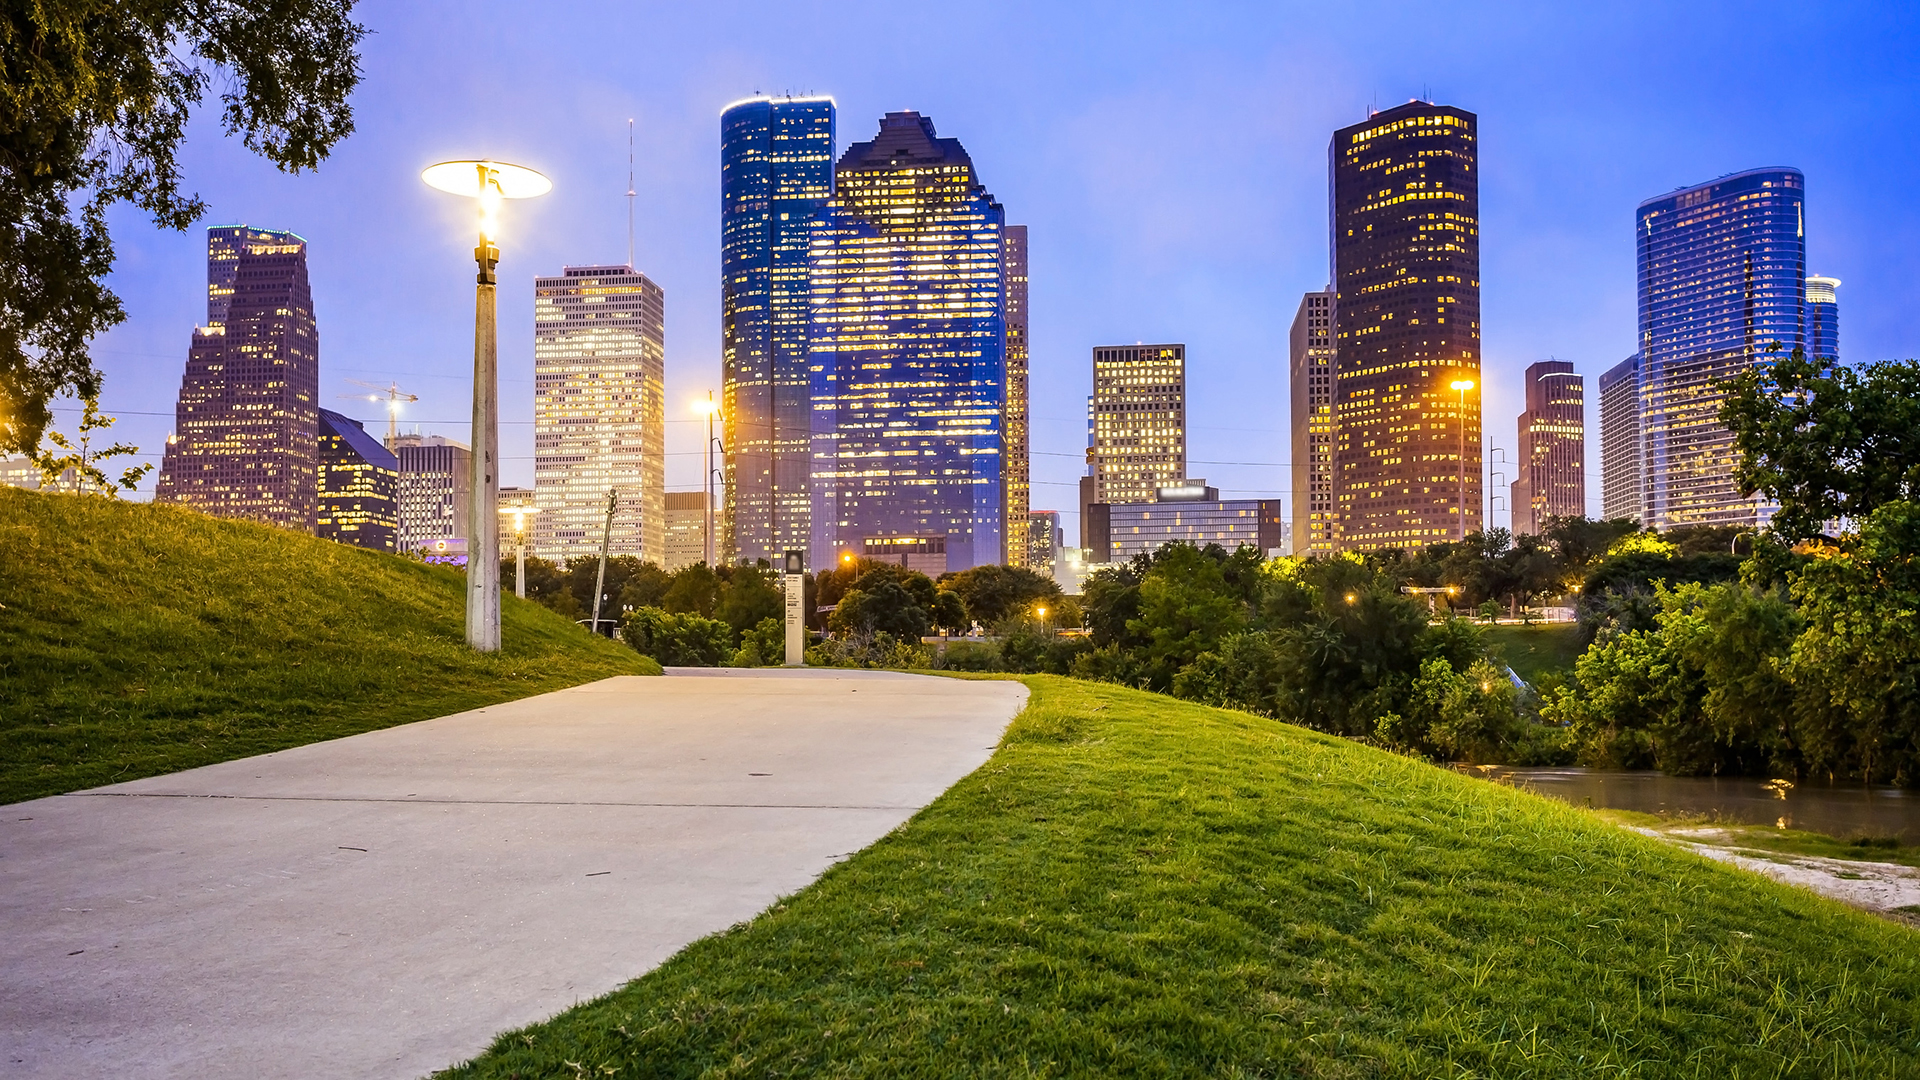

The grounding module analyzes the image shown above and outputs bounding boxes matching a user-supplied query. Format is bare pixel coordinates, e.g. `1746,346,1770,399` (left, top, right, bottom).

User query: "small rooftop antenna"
625,119,636,269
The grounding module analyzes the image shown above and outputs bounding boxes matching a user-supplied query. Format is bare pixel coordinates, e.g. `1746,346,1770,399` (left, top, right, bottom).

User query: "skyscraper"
393,434,471,553
1807,274,1840,362
1025,509,1060,576
154,226,319,529
1509,361,1585,535
1599,356,1641,523
316,408,398,551
662,490,708,571
720,96,836,566
532,264,666,563
1637,168,1806,529
1091,344,1187,507
1329,102,1482,548
807,111,1009,574
1003,225,1031,567
1289,289,1336,554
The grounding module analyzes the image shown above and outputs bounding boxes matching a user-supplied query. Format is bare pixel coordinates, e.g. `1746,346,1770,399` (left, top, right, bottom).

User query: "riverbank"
441,675,1918,1078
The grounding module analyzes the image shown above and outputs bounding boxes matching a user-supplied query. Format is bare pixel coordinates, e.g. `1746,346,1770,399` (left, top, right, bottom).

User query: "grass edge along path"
1,488,657,805
439,675,1919,1079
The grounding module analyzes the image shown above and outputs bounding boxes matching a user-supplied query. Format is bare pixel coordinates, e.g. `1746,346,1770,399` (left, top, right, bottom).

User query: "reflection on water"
1465,767,1920,843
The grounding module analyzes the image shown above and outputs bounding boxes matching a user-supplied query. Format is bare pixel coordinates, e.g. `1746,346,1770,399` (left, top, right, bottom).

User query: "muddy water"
1465,767,1920,843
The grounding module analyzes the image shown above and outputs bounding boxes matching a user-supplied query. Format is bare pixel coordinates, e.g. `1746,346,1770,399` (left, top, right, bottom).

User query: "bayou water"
1466,767,1920,843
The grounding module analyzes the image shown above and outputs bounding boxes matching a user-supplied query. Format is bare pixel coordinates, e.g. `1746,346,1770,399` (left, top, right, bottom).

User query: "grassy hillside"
0,488,656,804
443,675,1918,1079
1482,621,1584,684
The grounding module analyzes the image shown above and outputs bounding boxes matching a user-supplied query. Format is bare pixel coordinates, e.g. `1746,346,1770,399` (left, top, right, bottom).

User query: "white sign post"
782,550,806,666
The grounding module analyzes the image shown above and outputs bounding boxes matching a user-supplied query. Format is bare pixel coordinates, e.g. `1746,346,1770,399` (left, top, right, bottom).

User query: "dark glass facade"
1288,289,1335,554
1637,167,1805,528
1509,361,1584,535
317,408,398,551
807,111,1007,574
1329,102,1482,549
720,97,836,566
155,226,319,530
1807,274,1840,362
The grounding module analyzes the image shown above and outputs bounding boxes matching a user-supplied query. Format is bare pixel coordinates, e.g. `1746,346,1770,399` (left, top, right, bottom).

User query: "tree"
1722,348,1920,539
828,580,932,640
0,1,368,457
29,395,148,493
937,563,1060,627
623,607,732,667
661,562,722,617
1126,543,1245,688
716,564,782,636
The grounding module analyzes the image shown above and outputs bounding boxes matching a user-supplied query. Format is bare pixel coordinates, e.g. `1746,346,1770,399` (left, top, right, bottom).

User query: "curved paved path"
1,669,1027,1079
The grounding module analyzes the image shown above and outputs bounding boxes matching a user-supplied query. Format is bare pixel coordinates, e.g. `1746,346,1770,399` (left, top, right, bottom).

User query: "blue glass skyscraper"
1636,167,1806,529
1807,274,1840,362
807,111,1008,574
720,96,836,566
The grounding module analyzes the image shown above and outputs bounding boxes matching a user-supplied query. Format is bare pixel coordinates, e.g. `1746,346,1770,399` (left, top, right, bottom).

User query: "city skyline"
55,4,1916,552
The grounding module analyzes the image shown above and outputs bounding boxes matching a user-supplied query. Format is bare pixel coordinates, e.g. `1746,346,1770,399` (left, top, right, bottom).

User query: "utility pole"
590,488,618,637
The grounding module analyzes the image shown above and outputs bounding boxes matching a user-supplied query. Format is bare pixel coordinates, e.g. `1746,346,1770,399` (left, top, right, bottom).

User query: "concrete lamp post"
1450,378,1475,543
694,393,721,567
499,505,541,599
421,159,551,651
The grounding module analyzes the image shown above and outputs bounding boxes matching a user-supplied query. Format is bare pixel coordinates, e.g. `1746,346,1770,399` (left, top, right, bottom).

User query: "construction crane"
339,379,419,448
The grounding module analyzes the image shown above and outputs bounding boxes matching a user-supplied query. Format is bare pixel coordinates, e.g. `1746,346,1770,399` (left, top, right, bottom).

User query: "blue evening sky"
83,1,1917,539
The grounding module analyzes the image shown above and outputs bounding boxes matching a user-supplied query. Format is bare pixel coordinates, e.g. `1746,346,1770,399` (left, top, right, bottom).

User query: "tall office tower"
807,111,1009,574
1599,356,1642,522
720,96,836,566
316,409,398,551
1637,168,1805,529
1807,274,1840,362
1003,225,1031,567
1509,361,1585,535
532,265,666,563
1289,289,1337,555
662,490,708,571
1025,509,1060,575
154,226,319,529
1329,102,1482,549
394,434,472,553
1090,344,1187,506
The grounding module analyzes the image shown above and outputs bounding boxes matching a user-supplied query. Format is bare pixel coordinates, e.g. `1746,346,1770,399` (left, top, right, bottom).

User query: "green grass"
0,487,657,804
1482,622,1584,684
439,675,1920,1079
1595,810,1920,869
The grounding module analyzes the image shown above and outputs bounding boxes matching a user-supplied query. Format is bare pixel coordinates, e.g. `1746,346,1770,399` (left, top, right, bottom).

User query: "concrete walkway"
1,669,1027,1079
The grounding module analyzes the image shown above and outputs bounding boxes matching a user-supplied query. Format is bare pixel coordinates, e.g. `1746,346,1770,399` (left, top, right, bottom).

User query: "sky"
77,0,1920,542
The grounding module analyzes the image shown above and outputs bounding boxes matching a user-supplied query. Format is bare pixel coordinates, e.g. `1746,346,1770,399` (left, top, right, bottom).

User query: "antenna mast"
626,118,636,269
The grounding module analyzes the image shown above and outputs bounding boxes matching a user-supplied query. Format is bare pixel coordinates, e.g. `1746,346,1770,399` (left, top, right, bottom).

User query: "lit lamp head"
421,160,551,278
498,504,540,534
1450,378,1475,393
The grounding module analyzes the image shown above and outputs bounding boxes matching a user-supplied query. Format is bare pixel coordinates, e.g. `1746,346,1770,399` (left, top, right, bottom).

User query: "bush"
730,617,784,667
805,630,932,670
622,606,733,667
936,641,1003,672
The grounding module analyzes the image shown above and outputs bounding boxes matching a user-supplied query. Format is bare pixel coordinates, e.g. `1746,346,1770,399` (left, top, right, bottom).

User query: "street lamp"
422,159,551,651
498,505,541,599
693,393,721,566
1450,377,1476,542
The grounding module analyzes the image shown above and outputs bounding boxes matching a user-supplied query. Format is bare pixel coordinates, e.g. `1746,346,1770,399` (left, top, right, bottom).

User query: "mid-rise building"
1025,509,1060,576
663,490,708,571
1091,344,1186,507
1637,167,1806,528
316,408,398,551
533,264,666,563
1329,102,1482,548
807,110,1009,574
0,458,70,490
1087,481,1284,563
1003,225,1031,567
721,97,837,566
1807,274,1840,363
1509,361,1585,535
1599,355,1641,522
154,226,319,529
393,433,470,553
1289,289,1336,554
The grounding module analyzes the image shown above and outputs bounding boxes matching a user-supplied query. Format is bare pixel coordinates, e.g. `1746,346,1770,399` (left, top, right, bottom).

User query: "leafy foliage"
0,0,367,456
1723,348,1920,539
27,394,147,492
621,606,733,667
937,563,1061,626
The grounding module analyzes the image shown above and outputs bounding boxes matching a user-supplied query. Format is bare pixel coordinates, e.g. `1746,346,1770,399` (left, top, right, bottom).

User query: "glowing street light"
422,159,550,651
1450,377,1476,543
498,504,541,599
